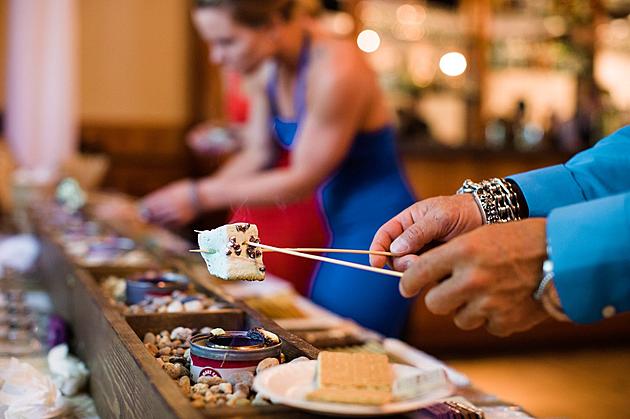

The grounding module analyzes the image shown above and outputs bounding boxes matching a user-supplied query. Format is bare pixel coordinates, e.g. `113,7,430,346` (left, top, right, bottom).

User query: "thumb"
390,220,441,255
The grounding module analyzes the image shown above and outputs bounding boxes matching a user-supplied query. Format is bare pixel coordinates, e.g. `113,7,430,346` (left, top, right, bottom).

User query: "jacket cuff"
508,165,585,217
546,193,630,323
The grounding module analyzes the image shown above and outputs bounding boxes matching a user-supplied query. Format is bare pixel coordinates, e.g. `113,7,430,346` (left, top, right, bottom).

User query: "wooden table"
25,205,534,418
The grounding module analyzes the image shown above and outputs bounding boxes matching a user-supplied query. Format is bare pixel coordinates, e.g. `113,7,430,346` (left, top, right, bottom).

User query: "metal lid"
190,331,282,362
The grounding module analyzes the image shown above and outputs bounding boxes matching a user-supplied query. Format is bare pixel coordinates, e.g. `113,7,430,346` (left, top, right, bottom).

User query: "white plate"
253,361,454,417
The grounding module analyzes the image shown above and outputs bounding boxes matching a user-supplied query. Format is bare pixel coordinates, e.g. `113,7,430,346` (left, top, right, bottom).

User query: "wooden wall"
79,0,193,125
76,0,225,196
0,0,6,111
401,148,572,198
80,124,193,196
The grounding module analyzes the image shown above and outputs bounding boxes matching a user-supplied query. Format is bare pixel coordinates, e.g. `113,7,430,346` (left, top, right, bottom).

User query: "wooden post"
460,0,491,147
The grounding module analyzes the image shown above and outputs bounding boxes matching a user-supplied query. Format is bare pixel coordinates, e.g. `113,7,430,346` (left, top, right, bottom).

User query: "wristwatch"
533,258,570,322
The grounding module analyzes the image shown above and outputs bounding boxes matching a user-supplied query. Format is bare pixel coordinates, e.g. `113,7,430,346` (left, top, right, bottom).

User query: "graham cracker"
306,387,392,405
307,351,393,405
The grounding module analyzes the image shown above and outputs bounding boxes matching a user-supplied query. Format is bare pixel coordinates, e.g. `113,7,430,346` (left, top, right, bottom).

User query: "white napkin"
383,338,471,387
48,344,89,397
0,235,40,273
0,358,67,419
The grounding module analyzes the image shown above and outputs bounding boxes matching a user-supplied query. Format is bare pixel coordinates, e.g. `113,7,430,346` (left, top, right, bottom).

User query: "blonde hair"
195,0,298,27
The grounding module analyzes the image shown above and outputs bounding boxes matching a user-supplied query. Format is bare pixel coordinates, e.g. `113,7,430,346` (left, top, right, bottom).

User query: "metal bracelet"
189,180,203,216
533,259,554,301
456,178,521,224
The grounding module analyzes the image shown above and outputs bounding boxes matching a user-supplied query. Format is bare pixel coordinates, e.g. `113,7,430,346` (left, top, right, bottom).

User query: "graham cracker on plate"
306,351,394,405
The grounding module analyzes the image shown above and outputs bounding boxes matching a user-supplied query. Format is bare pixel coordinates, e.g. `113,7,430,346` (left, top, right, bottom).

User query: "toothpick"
190,249,217,254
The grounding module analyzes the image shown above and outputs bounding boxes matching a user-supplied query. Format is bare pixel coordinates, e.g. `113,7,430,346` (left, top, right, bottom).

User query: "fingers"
485,318,515,337
370,216,407,268
391,254,420,272
139,196,175,226
399,242,459,298
390,220,436,255
370,201,432,267
452,298,488,330
424,275,470,315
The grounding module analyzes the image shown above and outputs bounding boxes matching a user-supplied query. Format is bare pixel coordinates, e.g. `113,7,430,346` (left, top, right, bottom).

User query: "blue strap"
266,33,311,122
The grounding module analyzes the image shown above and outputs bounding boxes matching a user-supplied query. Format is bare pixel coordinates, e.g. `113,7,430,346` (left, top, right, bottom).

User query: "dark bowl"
125,272,190,305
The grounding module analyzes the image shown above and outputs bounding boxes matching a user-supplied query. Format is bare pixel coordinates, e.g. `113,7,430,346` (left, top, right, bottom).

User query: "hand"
139,180,200,228
400,218,550,337
370,195,483,271
92,196,143,225
187,123,239,156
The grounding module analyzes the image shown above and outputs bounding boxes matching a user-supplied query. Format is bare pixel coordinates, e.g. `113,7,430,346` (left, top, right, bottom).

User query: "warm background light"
439,51,467,77
396,3,426,25
357,29,381,53
329,12,355,36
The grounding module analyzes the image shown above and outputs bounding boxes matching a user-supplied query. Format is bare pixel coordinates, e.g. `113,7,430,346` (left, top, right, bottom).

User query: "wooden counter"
26,204,538,418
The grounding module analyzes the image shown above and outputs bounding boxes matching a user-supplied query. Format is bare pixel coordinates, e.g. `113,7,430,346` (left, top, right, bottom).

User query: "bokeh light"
439,52,467,77
357,29,381,53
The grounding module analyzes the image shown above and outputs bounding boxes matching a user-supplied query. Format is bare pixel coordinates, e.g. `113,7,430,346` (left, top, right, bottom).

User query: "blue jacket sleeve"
546,192,630,323
509,125,630,217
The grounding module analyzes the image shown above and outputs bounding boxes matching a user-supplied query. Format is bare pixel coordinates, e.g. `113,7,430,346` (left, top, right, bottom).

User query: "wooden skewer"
190,248,396,257
246,242,403,278
272,248,396,257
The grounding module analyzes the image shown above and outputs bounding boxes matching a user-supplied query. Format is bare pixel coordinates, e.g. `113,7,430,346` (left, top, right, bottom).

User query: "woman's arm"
141,44,379,226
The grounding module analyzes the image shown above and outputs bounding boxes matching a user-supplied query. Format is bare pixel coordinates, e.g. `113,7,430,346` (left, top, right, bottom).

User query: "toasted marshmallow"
197,223,265,281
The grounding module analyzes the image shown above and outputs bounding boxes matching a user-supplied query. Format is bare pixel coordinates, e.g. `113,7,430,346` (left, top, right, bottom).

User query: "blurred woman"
141,0,415,336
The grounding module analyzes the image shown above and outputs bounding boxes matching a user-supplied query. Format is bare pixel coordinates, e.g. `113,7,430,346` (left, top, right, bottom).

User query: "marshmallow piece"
197,223,265,281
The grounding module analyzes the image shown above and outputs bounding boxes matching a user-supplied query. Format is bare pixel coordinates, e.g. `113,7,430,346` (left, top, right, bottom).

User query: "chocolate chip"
235,249,242,256
259,266,266,272
235,224,250,233
255,250,262,258
225,250,232,256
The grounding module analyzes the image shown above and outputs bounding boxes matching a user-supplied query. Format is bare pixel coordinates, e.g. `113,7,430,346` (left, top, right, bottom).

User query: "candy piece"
197,224,265,281
248,327,280,346
256,357,279,374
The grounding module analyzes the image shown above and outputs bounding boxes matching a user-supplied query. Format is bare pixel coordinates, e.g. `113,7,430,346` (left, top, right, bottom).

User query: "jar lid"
191,331,282,362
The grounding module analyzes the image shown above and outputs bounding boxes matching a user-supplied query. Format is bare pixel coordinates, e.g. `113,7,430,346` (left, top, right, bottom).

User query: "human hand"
370,195,483,271
187,123,239,156
92,195,143,225
400,218,550,336
139,180,201,228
